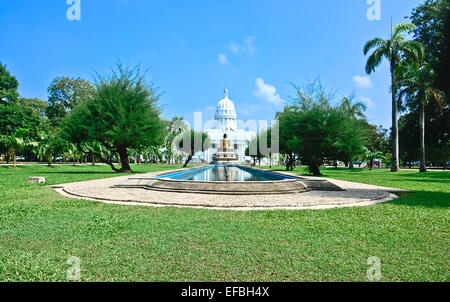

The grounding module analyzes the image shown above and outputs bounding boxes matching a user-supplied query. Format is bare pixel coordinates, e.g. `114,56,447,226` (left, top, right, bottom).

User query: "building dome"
214,89,237,119
214,89,237,132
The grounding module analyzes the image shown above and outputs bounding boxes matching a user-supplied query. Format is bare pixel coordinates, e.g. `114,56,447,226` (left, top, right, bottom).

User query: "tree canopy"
62,64,165,172
0,63,19,104
277,83,367,176
46,77,95,126
174,128,210,167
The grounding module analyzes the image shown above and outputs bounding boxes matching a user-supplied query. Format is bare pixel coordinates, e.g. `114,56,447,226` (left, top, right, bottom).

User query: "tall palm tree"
340,97,367,120
396,63,444,172
166,116,187,164
364,23,424,172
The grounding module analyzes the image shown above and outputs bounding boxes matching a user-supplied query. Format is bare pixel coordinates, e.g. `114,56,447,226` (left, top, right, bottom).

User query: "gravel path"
51,169,409,210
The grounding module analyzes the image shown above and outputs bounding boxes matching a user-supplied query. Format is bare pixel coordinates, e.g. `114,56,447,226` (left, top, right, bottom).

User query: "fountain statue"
212,134,239,164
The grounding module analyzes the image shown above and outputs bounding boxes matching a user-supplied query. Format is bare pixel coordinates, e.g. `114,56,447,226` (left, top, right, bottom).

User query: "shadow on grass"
33,171,121,175
389,191,450,209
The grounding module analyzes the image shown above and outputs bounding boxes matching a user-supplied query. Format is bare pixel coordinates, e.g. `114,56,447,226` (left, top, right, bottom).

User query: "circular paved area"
51,169,408,210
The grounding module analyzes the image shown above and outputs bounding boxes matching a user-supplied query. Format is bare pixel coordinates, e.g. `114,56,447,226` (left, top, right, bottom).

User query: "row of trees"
1,1,447,175
271,82,389,176
250,0,448,176
0,62,208,172
364,0,449,172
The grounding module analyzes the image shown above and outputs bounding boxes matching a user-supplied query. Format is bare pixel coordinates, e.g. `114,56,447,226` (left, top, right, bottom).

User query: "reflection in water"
164,166,286,182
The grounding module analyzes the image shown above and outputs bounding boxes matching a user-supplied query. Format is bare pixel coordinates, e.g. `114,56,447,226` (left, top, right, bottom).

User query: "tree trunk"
419,102,427,173
349,161,354,169
269,152,272,168
183,155,193,168
286,152,295,171
309,162,322,176
390,60,400,172
13,151,16,168
118,148,132,172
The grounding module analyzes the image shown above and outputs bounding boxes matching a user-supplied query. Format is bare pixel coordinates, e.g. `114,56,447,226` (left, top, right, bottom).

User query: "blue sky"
0,0,423,128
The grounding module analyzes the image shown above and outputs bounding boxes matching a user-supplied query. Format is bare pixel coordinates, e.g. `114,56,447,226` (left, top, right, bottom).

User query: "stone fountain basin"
114,169,343,195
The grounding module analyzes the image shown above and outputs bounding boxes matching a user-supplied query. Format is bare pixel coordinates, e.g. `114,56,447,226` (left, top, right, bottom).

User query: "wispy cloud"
236,102,262,117
218,54,227,65
358,96,375,108
353,75,373,88
253,78,285,105
229,36,256,55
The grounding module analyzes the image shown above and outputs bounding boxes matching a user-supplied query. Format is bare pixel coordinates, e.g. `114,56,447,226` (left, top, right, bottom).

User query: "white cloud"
353,75,373,88
359,96,375,108
253,78,285,105
229,43,240,54
229,36,256,55
244,36,256,54
218,54,227,65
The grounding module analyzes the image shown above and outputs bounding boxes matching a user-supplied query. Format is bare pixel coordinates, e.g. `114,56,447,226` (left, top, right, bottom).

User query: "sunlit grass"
0,164,448,281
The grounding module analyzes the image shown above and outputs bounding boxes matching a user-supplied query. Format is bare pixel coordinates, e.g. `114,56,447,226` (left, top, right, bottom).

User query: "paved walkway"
51,169,409,211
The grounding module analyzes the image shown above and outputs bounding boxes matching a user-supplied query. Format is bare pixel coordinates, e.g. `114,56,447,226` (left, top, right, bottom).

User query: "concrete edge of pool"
50,167,410,211
113,165,344,195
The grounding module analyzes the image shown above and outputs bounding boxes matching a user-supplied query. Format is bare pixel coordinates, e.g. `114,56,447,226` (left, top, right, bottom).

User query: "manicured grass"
0,164,448,281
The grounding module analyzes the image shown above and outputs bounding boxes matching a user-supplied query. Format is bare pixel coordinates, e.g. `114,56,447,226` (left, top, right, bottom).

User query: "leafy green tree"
410,0,450,96
35,130,58,167
0,128,30,167
62,64,165,172
362,147,386,170
174,129,210,167
396,63,445,172
276,106,298,171
0,65,43,163
46,77,95,126
146,145,164,164
18,98,48,118
408,0,450,169
337,97,368,168
245,127,276,166
0,63,19,104
363,123,390,155
245,136,263,166
364,23,424,172
277,83,367,176
0,101,42,139
164,116,188,164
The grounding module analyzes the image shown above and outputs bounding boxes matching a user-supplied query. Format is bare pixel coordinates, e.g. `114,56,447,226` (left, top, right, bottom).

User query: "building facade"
194,89,256,163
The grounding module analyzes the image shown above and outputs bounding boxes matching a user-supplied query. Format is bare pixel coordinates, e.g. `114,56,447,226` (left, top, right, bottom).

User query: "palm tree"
340,97,367,120
175,129,210,167
364,23,424,172
0,128,29,168
35,131,55,167
166,116,187,164
339,97,367,168
396,63,444,172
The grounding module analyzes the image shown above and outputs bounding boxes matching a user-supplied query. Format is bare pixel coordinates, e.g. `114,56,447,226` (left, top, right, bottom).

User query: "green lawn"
0,164,448,281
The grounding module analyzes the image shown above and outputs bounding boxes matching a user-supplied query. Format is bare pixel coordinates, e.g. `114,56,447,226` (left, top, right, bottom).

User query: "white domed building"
198,89,256,163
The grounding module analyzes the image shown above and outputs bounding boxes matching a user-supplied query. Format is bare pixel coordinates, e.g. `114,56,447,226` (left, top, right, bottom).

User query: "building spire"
224,88,229,98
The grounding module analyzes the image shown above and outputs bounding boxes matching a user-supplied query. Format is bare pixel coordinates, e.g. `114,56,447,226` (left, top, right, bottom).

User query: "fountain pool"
157,165,298,182
114,165,343,195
